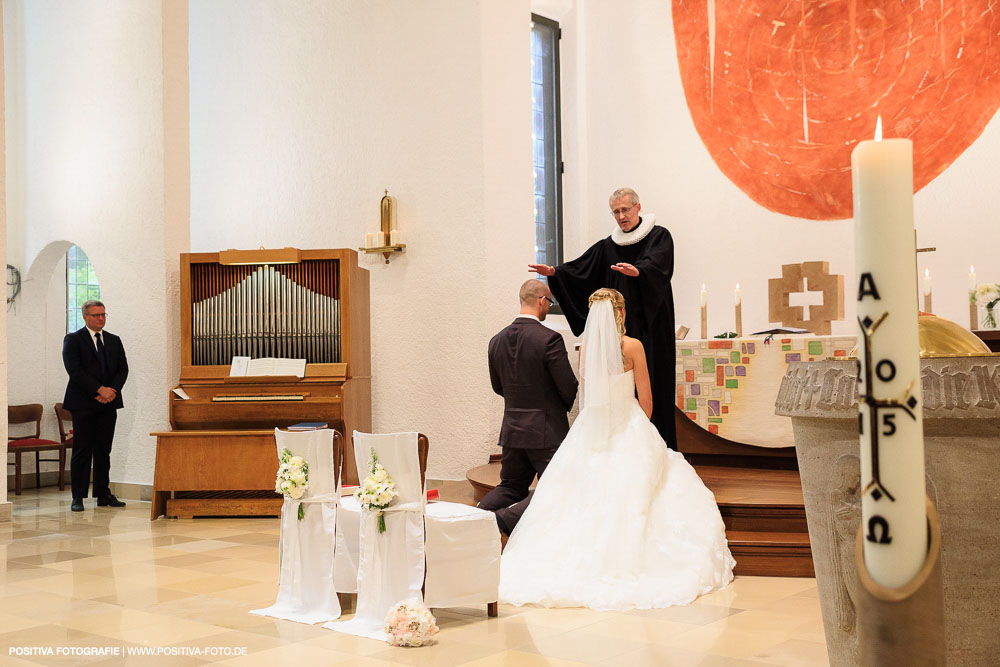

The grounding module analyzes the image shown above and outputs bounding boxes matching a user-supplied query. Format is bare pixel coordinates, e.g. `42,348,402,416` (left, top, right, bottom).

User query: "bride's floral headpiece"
588,288,626,340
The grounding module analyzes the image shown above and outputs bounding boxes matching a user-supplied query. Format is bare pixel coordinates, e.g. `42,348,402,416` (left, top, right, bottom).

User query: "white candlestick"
366,232,373,249
390,228,399,246
969,265,976,292
734,283,742,306
376,231,384,248
700,284,707,307
923,269,931,297
852,119,926,588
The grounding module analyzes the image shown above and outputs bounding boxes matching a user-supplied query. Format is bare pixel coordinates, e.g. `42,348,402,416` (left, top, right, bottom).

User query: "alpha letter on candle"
852,124,927,588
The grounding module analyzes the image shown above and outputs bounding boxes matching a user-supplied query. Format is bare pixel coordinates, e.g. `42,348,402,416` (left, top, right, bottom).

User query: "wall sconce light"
360,189,406,264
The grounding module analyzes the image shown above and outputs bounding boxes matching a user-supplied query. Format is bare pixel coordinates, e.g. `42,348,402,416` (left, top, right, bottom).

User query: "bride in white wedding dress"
499,288,735,611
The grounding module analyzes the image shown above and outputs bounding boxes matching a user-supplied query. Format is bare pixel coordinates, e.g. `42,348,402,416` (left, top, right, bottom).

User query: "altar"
675,334,857,448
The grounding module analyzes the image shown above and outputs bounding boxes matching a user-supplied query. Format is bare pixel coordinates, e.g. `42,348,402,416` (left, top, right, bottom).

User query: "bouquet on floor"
275,448,309,520
355,448,398,533
384,599,439,647
971,283,1000,328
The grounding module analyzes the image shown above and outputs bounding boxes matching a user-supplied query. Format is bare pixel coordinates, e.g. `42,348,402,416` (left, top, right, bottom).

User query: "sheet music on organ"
229,356,307,378
229,356,250,377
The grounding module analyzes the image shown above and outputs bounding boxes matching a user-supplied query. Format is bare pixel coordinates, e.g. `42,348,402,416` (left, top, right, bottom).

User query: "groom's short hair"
519,279,548,305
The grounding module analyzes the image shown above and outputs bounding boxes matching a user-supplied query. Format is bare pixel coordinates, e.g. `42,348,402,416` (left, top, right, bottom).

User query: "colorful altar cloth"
675,334,856,447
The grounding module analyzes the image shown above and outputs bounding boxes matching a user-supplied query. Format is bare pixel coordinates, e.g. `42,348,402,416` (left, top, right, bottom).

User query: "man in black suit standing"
62,300,129,512
479,279,578,535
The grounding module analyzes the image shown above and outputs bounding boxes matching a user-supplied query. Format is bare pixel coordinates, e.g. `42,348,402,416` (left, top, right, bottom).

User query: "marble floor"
0,485,829,666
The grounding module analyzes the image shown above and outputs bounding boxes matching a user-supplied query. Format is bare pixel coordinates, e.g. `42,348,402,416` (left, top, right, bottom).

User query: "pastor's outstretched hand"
611,262,639,277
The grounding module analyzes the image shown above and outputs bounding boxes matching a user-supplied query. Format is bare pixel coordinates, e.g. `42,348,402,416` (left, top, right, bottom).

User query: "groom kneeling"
479,279,578,535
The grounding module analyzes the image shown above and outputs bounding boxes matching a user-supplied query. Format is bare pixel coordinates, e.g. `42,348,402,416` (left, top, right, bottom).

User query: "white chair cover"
333,494,361,593
424,501,501,608
325,431,425,640
335,500,501,608
250,428,341,624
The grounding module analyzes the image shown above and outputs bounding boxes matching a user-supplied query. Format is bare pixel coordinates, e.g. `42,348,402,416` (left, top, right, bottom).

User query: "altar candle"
390,228,399,245
700,284,708,339
852,116,926,588
923,269,933,313
734,283,742,305
969,265,976,292
366,232,373,249
376,231,384,247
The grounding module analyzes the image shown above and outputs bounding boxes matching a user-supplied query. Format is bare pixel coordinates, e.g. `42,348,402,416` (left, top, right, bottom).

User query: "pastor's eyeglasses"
610,203,637,217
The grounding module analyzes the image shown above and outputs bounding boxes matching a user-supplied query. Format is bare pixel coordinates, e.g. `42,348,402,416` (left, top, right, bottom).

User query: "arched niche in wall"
6,241,101,445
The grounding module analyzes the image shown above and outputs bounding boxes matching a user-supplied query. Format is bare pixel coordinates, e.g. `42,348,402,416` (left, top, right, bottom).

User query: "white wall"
0,0,8,514
4,0,176,486
553,0,1000,338
6,0,996,488
190,0,532,478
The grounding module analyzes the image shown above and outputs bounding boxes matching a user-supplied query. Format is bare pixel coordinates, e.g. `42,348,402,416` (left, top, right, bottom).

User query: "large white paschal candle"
851,117,927,588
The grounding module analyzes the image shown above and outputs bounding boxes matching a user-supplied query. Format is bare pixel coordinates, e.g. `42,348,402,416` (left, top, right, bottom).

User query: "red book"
341,485,439,501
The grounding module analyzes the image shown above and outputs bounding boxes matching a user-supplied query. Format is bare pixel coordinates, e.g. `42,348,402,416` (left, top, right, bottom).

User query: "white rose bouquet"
384,599,439,647
275,448,309,520
971,283,1000,328
354,448,398,533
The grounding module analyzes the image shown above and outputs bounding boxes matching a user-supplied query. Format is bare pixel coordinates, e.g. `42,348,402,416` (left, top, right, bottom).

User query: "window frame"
531,13,564,313
66,245,101,334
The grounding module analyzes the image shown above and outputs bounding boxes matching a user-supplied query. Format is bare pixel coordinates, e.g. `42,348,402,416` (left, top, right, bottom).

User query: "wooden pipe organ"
151,248,371,519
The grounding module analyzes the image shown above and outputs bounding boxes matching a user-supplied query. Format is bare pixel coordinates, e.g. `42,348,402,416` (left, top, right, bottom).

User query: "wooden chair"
7,404,65,495
54,401,74,453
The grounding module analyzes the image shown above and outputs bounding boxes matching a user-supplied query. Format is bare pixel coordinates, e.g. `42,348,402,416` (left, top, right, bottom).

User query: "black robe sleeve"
630,227,674,313
548,240,607,337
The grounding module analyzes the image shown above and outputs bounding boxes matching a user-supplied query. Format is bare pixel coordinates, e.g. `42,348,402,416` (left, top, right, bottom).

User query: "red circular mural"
672,1,1000,220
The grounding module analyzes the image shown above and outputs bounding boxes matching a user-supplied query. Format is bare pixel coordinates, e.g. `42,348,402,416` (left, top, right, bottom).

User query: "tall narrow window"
531,15,563,289
66,245,101,333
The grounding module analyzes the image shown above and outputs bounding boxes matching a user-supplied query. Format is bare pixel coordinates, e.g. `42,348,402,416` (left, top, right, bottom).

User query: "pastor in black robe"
549,214,677,449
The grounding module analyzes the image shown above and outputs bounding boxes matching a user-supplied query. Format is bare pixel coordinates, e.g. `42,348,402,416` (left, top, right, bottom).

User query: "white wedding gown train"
498,369,735,611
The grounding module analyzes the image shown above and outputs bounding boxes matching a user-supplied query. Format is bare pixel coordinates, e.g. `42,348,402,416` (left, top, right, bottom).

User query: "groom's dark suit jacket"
62,327,128,412
488,317,578,450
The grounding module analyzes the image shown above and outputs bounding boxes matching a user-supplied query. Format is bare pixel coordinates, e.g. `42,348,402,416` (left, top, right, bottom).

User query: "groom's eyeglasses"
540,296,554,305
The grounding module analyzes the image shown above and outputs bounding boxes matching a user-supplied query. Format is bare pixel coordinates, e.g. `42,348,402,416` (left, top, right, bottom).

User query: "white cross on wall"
788,278,825,319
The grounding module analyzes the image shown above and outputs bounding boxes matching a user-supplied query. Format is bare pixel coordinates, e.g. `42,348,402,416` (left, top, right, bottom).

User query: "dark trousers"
70,410,117,499
478,446,556,534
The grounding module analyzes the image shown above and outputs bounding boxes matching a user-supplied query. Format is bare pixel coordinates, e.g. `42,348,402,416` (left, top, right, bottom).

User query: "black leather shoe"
71,498,84,512
97,495,126,508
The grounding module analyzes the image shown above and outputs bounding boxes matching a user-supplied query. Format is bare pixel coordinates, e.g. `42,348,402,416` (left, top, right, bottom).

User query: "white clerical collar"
516,314,540,322
611,213,656,246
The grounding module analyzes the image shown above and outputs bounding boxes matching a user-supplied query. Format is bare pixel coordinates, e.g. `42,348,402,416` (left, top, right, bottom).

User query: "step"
726,530,815,578
719,504,808,533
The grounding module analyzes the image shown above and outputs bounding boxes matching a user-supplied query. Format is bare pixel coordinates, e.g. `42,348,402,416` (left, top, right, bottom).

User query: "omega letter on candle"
851,121,927,589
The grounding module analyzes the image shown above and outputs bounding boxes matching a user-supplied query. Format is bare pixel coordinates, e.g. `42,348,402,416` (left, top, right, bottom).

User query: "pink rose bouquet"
384,599,439,647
